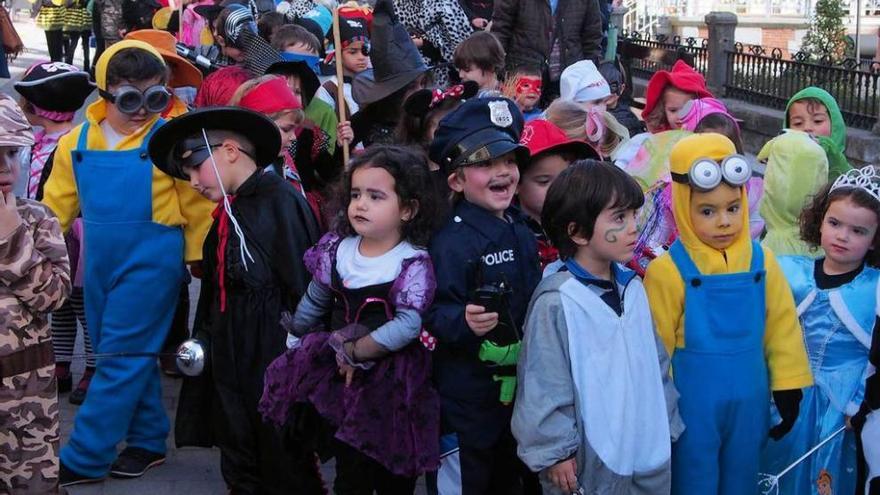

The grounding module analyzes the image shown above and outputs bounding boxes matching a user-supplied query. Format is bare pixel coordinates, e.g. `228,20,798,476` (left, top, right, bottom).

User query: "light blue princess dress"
761,255,878,494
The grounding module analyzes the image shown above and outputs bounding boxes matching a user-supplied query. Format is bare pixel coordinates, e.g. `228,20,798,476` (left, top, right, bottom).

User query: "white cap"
560,60,611,103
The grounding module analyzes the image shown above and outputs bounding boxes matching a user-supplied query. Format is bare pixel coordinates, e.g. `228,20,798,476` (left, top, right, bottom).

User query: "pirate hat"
14,61,94,113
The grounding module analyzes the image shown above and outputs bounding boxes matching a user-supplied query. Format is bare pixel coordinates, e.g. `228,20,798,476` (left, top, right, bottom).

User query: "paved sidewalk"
9,15,432,494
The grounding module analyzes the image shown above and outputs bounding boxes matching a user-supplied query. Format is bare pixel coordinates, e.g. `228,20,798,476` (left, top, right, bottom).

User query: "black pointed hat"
351,0,428,107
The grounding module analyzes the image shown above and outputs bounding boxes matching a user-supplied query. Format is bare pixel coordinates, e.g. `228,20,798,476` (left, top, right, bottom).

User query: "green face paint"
604,223,626,243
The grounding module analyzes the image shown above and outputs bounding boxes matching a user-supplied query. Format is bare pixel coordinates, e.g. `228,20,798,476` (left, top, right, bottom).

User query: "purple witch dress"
260,233,440,478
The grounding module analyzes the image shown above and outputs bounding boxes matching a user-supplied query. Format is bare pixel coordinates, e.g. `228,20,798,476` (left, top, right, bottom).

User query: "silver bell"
175,339,207,377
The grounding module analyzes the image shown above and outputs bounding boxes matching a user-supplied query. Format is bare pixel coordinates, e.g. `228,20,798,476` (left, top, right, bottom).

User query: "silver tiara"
830,166,880,203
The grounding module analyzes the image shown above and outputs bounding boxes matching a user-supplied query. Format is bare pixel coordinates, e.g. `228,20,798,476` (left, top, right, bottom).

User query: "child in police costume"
149,106,323,493
41,40,213,485
643,133,813,495
426,97,542,494
0,94,71,495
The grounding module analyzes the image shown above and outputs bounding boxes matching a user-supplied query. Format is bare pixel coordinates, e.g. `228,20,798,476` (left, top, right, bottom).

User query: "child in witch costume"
643,133,813,495
42,41,213,486
347,0,430,149
14,60,97,404
260,145,442,494
149,107,323,493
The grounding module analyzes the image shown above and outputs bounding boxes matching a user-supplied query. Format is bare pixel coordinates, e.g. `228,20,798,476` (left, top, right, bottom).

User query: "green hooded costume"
759,130,829,257
784,86,852,180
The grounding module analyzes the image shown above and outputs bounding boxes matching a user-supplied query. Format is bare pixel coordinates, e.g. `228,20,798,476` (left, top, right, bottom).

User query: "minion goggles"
99,85,172,115
670,154,753,191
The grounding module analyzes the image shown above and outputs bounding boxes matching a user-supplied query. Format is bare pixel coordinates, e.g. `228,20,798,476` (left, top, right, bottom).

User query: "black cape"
174,170,323,492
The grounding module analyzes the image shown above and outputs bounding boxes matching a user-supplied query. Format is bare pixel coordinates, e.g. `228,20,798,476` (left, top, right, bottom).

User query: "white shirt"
335,236,419,289
99,119,126,150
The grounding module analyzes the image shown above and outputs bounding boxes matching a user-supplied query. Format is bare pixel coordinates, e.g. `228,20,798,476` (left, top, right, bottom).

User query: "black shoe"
110,447,166,478
59,462,104,487
68,368,94,406
57,373,72,394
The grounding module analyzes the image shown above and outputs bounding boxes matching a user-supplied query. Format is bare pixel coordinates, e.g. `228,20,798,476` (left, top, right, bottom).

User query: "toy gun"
469,262,522,404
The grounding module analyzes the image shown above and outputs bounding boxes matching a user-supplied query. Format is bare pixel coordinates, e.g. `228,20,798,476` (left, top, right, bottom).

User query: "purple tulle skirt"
260,332,440,478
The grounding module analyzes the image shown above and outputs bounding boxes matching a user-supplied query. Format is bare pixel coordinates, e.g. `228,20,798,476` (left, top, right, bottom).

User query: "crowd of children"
0,0,879,494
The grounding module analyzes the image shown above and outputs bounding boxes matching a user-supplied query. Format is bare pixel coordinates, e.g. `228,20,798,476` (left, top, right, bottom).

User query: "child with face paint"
643,133,813,495
42,41,215,486
761,166,880,495
503,66,544,121
148,106,323,494
513,160,683,495
784,86,853,180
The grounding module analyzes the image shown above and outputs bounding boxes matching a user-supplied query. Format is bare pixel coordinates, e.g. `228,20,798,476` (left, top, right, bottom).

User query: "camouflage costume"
0,96,71,494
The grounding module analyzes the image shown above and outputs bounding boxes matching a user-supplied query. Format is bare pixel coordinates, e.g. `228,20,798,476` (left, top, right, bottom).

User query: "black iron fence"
617,31,709,78
725,44,880,130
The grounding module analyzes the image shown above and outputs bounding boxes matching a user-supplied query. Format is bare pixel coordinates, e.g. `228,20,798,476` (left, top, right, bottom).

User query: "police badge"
488,100,513,127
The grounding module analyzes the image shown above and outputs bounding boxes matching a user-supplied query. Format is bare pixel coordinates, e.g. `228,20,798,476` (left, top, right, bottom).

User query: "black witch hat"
351,0,428,107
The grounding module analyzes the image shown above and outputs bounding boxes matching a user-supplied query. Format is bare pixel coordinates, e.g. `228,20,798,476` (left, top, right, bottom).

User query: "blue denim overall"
669,240,770,495
60,121,185,477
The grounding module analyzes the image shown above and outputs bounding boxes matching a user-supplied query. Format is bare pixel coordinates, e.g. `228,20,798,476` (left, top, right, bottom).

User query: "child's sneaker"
59,462,104,487
68,367,94,406
110,447,166,478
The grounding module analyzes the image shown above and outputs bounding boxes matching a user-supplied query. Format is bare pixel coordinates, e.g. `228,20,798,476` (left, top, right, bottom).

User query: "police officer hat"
429,97,529,176
148,107,281,180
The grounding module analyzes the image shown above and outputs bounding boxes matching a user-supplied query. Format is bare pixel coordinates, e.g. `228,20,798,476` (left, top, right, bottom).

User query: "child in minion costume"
42,40,213,483
644,133,813,495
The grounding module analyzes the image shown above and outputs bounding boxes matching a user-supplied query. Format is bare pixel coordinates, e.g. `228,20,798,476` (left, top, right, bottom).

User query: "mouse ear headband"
403,80,479,117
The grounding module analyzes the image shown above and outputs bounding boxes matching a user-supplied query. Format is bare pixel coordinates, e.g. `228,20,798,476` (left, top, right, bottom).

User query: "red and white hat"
520,119,598,163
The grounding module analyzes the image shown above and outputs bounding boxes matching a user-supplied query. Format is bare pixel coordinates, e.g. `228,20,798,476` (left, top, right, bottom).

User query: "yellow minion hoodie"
41,40,214,262
643,133,812,391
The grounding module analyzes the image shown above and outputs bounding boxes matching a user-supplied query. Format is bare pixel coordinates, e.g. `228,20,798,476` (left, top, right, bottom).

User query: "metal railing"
618,32,709,79
725,44,880,129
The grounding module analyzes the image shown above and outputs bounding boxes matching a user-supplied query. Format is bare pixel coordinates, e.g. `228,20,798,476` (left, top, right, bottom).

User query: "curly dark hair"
331,145,440,248
800,180,880,266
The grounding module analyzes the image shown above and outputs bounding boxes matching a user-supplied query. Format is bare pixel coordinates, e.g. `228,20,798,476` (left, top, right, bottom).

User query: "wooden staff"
332,6,350,165
169,0,184,42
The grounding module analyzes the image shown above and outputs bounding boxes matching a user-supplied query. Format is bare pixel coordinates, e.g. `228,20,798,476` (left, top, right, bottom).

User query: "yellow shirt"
644,133,813,392
644,247,814,391
41,99,214,262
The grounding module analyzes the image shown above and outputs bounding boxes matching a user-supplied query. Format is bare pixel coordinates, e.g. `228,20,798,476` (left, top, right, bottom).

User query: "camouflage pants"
0,365,59,495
